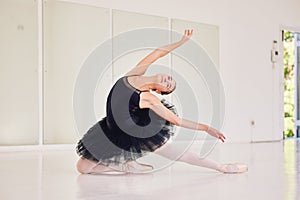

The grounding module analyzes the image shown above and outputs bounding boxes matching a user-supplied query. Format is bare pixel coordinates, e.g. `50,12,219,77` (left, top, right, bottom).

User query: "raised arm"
125,29,193,76
139,92,226,143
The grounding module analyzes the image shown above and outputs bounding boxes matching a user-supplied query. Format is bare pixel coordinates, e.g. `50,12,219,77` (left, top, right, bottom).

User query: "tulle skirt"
76,99,177,165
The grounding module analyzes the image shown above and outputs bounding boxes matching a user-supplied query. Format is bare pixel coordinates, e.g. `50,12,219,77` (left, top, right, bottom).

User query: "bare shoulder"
139,92,160,108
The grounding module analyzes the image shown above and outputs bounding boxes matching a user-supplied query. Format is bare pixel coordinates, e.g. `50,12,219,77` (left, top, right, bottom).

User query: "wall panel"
43,0,110,143
0,0,38,145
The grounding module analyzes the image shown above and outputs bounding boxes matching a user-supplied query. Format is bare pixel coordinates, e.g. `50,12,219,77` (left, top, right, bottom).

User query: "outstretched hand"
180,29,193,43
205,126,226,143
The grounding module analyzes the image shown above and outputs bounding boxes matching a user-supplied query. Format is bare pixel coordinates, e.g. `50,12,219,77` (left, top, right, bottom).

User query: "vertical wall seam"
37,0,44,145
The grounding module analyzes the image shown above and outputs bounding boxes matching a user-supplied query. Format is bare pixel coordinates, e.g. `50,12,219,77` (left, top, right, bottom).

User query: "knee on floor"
76,157,95,174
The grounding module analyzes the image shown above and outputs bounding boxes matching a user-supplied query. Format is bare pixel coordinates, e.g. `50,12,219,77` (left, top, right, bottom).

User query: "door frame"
279,25,300,139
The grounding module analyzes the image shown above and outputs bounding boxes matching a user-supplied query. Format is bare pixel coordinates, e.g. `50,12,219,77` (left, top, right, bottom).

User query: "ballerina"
76,29,248,174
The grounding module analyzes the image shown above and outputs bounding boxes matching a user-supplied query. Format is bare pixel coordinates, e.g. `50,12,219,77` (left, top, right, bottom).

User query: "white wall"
0,0,39,145
64,0,300,142
2,0,299,146
43,2,110,144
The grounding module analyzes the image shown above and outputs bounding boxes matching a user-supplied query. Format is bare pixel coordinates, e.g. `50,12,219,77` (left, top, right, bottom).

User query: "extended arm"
125,29,193,76
140,92,226,142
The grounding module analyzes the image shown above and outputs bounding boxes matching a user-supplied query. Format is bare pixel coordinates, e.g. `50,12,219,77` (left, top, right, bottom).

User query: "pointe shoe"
221,162,248,174
122,160,154,173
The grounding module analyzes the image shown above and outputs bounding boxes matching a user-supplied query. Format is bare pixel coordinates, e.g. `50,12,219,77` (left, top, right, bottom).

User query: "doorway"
283,30,300,139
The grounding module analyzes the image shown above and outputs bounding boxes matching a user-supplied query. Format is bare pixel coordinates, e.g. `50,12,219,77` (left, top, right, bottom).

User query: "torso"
105,75,152,128
124,75,152,109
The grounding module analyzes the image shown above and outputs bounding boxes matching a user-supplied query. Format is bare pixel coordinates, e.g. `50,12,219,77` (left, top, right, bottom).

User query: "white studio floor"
0,139,299,200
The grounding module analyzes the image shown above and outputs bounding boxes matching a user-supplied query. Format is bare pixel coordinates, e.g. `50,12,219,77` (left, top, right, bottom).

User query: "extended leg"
154,144,247,173
154,144,223,172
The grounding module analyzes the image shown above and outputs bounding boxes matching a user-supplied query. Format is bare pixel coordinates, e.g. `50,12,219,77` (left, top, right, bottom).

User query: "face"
154,73,176,94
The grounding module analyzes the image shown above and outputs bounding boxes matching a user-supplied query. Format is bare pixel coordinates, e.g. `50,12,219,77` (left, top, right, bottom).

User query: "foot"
122,160,154,173
90,163,128,175
77,157,127,175
219,162,248,174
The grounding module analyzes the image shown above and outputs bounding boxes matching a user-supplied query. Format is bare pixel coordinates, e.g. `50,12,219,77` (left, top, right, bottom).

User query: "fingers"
218,132,226,143
184,29,193,37
214,130,226,143
219,135,225,143
206,126,226,143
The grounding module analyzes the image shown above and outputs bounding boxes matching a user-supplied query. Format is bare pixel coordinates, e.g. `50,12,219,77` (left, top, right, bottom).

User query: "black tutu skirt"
76,99,177,165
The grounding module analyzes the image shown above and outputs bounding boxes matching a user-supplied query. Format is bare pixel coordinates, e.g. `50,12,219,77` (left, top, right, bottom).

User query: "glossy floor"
0,139,299,200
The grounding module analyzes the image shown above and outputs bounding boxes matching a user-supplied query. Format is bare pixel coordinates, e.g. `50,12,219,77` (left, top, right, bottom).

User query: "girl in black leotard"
76,29,248,174
76,74,177,166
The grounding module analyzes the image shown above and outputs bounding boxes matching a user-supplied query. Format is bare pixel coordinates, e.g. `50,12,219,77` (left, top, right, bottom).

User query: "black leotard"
76,75,177,165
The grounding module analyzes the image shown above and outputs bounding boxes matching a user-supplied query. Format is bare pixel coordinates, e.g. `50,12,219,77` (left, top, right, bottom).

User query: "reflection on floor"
0,139,299,200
